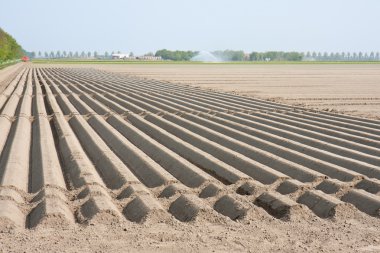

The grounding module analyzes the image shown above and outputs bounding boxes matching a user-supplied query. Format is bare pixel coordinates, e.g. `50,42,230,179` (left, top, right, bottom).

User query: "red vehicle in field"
21,56,30,62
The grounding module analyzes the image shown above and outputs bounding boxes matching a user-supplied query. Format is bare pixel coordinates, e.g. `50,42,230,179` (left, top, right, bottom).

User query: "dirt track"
89,64,380,119
0,64,380,252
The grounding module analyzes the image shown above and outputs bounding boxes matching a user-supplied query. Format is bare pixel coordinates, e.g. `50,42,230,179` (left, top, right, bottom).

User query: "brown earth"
0,64,379,253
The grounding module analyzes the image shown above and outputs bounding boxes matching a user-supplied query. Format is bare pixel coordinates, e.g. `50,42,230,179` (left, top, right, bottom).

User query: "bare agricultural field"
0,63,380,252
88,63,380,119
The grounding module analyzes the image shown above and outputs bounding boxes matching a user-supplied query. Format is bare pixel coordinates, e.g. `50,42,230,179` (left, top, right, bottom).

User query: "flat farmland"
0,63,380,252
89,63,380,119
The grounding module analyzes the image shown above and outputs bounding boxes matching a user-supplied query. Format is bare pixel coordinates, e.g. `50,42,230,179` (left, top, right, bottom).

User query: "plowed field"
0,64,379,252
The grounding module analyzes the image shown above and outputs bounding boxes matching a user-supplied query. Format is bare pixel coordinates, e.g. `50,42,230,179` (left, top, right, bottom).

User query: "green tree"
155,49,197,61
0,27,23,62
249,52,260,61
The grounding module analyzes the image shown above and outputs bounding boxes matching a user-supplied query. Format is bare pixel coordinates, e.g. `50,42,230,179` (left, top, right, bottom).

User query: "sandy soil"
86,63,380,119
1,213,380,253
0,62,25,93
0,65,379,253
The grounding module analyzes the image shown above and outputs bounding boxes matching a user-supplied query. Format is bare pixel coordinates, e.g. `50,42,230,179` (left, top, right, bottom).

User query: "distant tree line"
154,49,246,61
250,51,303,61
35,51,107,59
0,28,23,62
155,49,197,61
154,49,380,62
33,48,380,62
303,51,380,61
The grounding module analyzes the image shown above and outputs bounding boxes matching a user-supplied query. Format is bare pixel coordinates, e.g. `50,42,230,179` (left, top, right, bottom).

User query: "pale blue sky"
1,0,379,54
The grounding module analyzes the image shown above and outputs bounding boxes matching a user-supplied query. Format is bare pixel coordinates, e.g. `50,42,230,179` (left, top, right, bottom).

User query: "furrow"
162,113,325,183
179,112,365,182
126,114,249,184
0,69,32,192
142,113,288,184
215,112,380,167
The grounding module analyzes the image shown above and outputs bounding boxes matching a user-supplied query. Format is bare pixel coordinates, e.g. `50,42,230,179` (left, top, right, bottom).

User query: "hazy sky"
1,0,379,54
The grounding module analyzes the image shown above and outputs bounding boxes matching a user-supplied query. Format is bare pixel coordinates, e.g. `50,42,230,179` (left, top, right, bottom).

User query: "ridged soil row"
43,71,256,223
42,67,380,221
54,69,380,163
49,72,144,115
28,68,74,228
167,89,380,137
49,69,380,180
200,92,380,135
161,113,325,183
87,78,374,150
177,112,366,183
59,67,380,128
47,76,142,189
50,69,228,113
274,176,380,218
71,69,380,186
230,109,380,147
56,67,380,135
60,67,380,215
45,70,271,221
40,69,168,185
118,85,380,155
41,67,199,222
271,178,377,219
47,68,376,180
232,112,380,155
354,178,380,194
281,109,380,133
216,112,380,167
47,73,310,185
0,68,30,229
0,69,28,155
207,113,380,179
36,68,125,225
53,69,380,178
300,110,380,129
38,68,179,223
43,69,178,188
137,113,288,185
50,70,250,187
0,68,26,111
56,68,380,215
52,73,276,186
60,68,208,95
263,111,380,141
124,114,250,185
